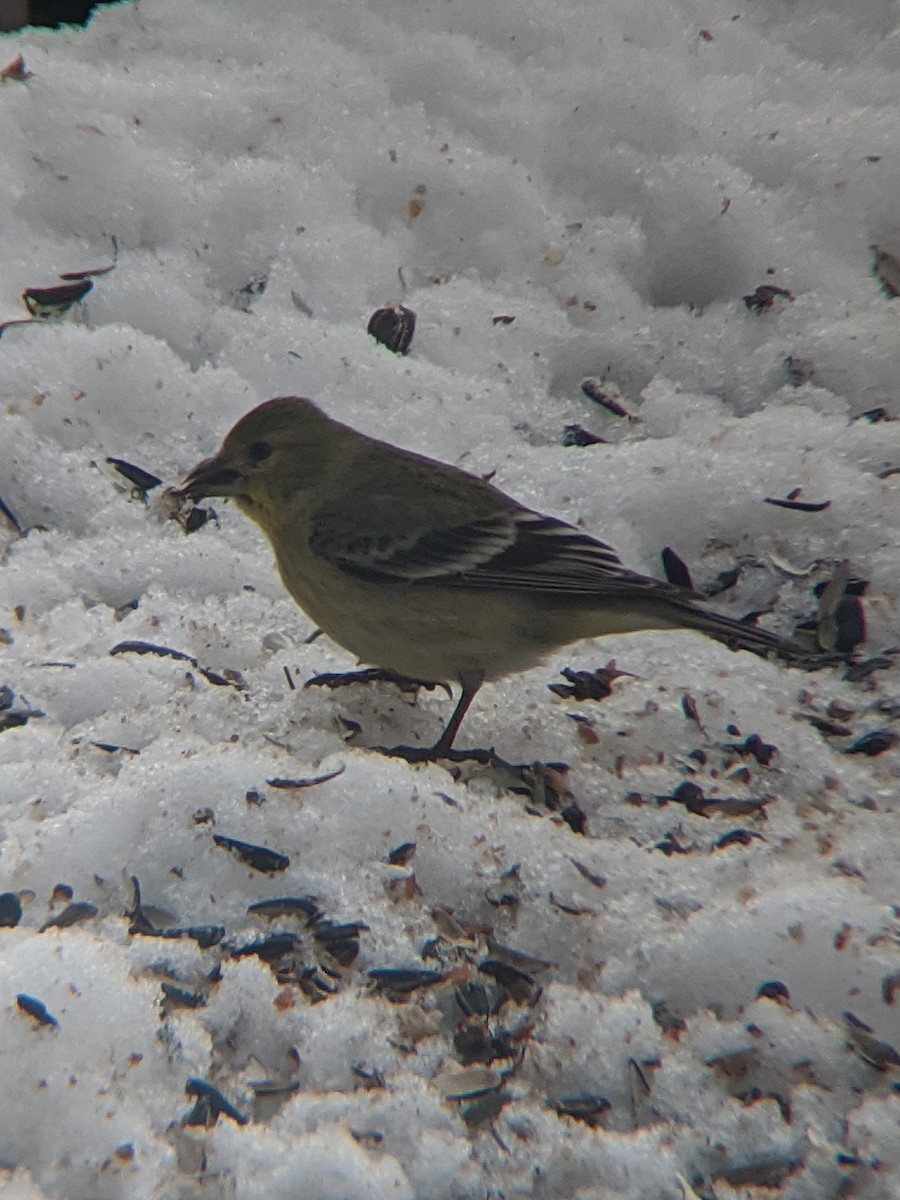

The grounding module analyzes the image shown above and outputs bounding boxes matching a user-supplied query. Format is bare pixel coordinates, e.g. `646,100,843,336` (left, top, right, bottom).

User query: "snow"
0,0,899,1197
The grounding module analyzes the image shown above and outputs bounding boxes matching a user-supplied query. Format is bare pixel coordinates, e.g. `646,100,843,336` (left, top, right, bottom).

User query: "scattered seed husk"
844,656,893,682
702,565,741,596
742,1087,792,1123
22,279,93,319
881,972,900,1006
661,547,693,590
290,289,314,316
297,966,341,998
518,761,574,817
367,967,445,995
549,662,631,701
768,552,821,580
654,831,691,855
580,377,636,420
816,563,859,653
569,858,606,889
757,979,791,1003
492,314,515,325
461,1088,510,1130
351,1064,386,1089
156,925,226,948
125,876,163,935
662,781,703,810
562,423,607,447
479,959,538,1003
16,993,58,1027
233,932,302,962
665,783,772,819
651,998,687,1033
110,640,197,665
0,892,22,928
0,53,31,81
213,834,289,874
58,257,116,281
431,905,482,944
0,317,36,338
454,1023,517,1066
367,303,416,354
0,494,22,534
197,666,247,690
727,733,777,765
89,740,140,755
234,276,267,313
251,1078,301,1098
626,1056,653,1119
386,841,416,866
857,406,891,423
407,184,427,221
437,1065,505,1101
105,457,162,498
455,981,503,1018
39,901,98,931
184,1078,248,1127
484,939,556,975
311,919,365,966
715,1158,801,1187
784,354,814,386
161,982,206,1009
550,1094,611,1125
548,893,593,916
680,694,702,729
831,597,866,655
743,284,794,312
312,920,368,944
266,766,345,789
247,896,322,922
125,878,182,936
0,693,43,732
764,495,830,512
704,1047,759,1078
183,504,216,534
871,245,900,297
843,729,898,757
483,862,522,910
714,828,764,849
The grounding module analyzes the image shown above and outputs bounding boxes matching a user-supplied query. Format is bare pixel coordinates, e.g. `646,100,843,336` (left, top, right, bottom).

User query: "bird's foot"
305,668,451,696
376,742,497,766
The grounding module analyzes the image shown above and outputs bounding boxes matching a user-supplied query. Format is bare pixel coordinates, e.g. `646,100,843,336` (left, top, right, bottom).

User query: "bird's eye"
248,441,272,463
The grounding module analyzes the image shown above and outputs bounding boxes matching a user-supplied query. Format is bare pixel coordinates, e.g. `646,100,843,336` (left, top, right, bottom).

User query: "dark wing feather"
309,511,520,581
310,504,688,601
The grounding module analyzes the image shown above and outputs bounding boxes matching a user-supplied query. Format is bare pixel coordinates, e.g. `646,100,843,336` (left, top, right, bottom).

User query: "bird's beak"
179,455,243,501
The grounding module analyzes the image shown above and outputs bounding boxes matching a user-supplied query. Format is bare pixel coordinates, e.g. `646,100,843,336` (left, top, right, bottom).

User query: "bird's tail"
666,599,838,669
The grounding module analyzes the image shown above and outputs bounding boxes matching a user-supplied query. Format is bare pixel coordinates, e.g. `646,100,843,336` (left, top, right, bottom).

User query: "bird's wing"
310,498,682,600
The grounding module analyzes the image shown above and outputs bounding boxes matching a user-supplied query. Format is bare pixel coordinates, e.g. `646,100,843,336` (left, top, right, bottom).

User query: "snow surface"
0,0,899,1197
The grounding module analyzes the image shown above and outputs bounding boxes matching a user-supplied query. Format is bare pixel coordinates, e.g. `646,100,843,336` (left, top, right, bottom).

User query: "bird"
179,396,824,759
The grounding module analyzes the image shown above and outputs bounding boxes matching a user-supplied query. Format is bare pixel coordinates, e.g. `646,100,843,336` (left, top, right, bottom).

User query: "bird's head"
180,396,335,516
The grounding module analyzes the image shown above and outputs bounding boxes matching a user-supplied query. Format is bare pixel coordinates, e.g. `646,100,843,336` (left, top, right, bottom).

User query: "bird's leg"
430,673,483,755
379,673,488,763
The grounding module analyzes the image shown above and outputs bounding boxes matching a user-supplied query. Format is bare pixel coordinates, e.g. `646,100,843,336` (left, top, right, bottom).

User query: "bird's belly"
273,545,683,685
275,553,546,683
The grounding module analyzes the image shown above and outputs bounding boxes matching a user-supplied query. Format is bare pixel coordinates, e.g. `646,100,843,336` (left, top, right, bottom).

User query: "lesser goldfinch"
180,396,822,757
